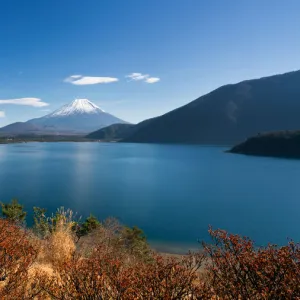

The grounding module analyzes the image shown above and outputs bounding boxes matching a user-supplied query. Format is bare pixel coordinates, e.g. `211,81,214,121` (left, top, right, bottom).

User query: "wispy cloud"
126,73,160,83
145,77,160,84
0,98,49,107
65,75,119,85
126,73,150,81
0,111,5,118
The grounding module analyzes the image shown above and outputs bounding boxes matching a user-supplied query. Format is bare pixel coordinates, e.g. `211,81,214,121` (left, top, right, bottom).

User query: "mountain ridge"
122,69,300,145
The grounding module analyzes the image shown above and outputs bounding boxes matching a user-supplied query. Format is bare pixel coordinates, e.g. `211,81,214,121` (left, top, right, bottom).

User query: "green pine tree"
1,199,27,223
122,226,150,258
75,214,101,241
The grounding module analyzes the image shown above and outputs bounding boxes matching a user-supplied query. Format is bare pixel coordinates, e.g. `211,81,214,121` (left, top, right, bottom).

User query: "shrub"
133,252,206,299
1,202,300,299
0,219,37,298
202,227,300,299
42,248,205,299
42,249,138,299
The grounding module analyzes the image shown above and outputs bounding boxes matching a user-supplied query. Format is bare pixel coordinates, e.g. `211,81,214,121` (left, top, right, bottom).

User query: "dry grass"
34,218,76,268
1,216,298,299
0,217,208,299
0,216,78,299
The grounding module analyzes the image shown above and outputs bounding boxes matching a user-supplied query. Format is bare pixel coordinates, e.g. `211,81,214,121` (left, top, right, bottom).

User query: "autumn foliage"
0,207,299,299
0,219,37,299
202,227,300,299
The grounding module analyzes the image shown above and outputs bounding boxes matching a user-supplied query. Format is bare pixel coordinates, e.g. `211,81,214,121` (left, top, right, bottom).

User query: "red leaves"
0,218,299,299
132,253,205,299
40,248,206,300
0,219,37,299
203,228,300,299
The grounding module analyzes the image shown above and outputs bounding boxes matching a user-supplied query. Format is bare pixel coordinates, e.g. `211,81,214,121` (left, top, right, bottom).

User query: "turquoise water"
0,142,300,253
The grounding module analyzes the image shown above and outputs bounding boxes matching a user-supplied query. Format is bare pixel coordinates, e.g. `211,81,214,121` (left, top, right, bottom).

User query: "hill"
86,123,135,140
228,130,300,158
123,70,300,145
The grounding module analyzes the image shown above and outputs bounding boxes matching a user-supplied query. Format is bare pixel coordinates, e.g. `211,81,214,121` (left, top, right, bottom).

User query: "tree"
76,214,101,240
33,207,49,238
33,206,78,239
0,199,26,223
121,226,150,258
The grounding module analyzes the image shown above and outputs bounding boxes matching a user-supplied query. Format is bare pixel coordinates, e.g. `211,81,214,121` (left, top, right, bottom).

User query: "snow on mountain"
46,99,105,117
28,99,128,133
0,99,128,135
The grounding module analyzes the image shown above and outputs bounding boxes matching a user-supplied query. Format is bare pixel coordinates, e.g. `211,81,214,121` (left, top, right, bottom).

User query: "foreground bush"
0,202,299,299
0,219,37,299
203,227,300,299
40,250,206,299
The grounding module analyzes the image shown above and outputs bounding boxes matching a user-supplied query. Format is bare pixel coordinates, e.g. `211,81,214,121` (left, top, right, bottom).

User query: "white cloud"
0,111,5,118
0,98,49,107
126,73,150,81
65,75,119,85
145,77,160,84
126,73,160,83
69,75,81,79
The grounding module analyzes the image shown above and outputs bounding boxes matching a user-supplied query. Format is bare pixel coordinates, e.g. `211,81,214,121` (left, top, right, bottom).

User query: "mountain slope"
86,123,135,140
0,122,42,135
0,99,128,135
123,70,300,145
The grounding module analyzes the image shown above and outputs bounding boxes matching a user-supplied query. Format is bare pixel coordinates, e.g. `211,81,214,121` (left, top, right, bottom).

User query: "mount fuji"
0,99,128,135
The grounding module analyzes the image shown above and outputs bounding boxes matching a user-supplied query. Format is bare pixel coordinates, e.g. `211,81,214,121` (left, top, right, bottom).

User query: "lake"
0,142,299,253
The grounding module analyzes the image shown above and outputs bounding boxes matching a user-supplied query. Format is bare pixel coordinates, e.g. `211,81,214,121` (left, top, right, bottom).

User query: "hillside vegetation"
86,123,135,141
229,130,300,158
0,199,300,299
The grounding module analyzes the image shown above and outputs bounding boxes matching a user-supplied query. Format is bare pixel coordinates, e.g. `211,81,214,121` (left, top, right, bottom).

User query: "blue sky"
1,0,300,126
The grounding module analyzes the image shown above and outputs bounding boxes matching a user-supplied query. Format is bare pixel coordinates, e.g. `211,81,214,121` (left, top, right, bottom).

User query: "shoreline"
149,240,200,255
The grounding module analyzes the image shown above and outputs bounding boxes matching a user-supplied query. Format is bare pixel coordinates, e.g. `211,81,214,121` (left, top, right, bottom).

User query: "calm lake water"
0,142,300,253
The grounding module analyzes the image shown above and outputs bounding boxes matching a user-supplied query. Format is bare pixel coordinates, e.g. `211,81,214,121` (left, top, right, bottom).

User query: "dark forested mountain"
0,99,127,135
123,70,300,145
86,123,135,140
229,130,300,158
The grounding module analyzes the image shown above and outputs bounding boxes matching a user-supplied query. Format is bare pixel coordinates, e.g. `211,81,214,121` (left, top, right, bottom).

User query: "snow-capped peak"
47,99,105,117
